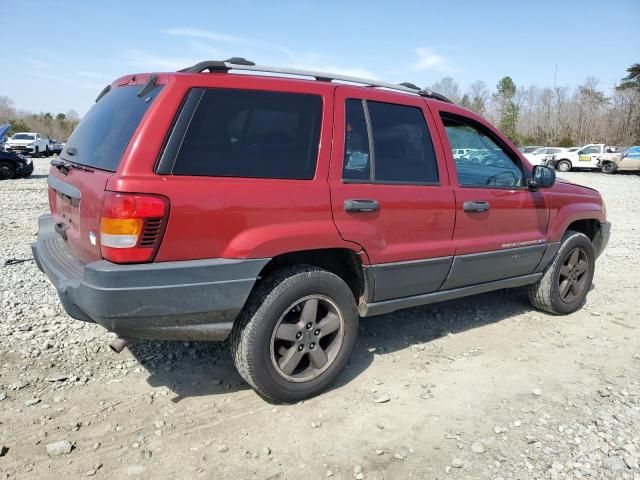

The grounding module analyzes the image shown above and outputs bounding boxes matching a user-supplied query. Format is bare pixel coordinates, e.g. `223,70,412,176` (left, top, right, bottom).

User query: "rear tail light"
47,186,57,213
99,192,169,264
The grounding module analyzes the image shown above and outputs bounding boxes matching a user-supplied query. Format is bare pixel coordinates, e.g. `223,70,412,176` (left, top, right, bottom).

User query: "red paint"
46,71,606,266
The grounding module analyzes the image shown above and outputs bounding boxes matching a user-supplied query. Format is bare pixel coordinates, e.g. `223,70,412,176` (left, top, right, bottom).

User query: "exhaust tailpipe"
110,337,129,353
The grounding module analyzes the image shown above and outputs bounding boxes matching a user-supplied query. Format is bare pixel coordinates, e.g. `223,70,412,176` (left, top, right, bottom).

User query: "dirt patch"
1,161,638,479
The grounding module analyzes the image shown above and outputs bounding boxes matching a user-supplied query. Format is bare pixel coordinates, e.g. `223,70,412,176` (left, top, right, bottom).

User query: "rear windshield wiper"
51,158,94,175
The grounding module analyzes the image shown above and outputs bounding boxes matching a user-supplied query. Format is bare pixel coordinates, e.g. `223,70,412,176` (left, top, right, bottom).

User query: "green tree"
8,120,30,135
616,63,640,91
459,94,471,109
494,76,519,141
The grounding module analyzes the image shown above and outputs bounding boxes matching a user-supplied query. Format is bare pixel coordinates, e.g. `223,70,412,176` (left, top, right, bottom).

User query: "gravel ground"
0,158,638,480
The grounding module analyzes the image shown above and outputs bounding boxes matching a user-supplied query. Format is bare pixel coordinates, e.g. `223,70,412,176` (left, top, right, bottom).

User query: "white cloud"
29,60,52,70
164,28,250,44
411,47,456,73
287,63,378,80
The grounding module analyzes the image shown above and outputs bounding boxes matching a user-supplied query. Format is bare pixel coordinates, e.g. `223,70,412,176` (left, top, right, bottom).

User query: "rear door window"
171,89,322,179
342,99,439,184
368,101,439,183
61,84,163,171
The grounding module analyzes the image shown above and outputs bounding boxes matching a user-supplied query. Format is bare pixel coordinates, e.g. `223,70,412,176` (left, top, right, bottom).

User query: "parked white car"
546,144,620,172
5,132,50,157
452,148,472,159
524,147,567,166
518,146,544,154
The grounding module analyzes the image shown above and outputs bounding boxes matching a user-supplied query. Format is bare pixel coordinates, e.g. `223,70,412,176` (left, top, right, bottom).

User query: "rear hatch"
47,81,163,264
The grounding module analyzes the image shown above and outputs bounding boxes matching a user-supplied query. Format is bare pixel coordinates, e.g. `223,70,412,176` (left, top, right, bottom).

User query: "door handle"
344,199,380,213
463,201,490,213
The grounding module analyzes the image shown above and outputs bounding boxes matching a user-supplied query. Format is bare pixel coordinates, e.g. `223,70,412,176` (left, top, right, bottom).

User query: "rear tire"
601,162,617,174
528,231,595,315
231,266,359,403
556,160,572,172
19,162,34,178
0,161,16,180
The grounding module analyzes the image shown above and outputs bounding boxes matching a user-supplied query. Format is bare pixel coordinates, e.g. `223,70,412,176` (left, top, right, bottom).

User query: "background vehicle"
32,59,610,402
524,147,566,166
48,139,64,154
452,148,471,159
546,143,619,171
598,146,640,173
518,145,544,154
0,125,34,179
6,132,50,157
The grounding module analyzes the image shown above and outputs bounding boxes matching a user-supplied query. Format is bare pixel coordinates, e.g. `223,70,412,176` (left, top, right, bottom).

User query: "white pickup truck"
5,132,50,157
545,144,619,172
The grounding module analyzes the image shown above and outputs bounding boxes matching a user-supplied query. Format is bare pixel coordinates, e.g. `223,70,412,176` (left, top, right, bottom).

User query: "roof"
178,57,454,104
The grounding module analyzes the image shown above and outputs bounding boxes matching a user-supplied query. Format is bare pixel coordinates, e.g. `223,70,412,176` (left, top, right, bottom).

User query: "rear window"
61,84,163,171
171,89,322,179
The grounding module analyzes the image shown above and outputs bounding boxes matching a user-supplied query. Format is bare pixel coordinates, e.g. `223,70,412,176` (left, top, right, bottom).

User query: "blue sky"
1,0,638,116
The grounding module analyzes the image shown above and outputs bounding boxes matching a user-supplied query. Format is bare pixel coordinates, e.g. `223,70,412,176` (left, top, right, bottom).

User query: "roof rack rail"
178,58,453,103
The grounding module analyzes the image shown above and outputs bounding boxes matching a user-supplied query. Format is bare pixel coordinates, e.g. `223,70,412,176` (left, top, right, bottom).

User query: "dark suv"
32,58,610,402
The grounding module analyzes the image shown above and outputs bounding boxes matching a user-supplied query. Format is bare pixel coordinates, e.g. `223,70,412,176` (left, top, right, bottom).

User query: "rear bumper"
32,215,269,341
594,221,611,259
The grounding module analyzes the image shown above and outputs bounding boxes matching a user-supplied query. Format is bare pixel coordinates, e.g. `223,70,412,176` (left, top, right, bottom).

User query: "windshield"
61,84,163,171
12,133,35,140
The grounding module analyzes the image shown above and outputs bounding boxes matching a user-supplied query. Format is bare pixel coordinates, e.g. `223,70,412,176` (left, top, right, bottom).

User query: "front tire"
528,231,595,315
0,161,16,180
19,162,34,178
556,160,572,172
231,266,359,403
601,162,617,174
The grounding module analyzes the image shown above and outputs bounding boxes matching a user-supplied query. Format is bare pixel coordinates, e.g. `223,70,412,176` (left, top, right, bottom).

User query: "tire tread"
528,230,592,314
230,265,354,402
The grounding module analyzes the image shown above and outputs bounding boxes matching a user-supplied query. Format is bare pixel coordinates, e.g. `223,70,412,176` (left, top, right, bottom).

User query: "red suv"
33,58,610,402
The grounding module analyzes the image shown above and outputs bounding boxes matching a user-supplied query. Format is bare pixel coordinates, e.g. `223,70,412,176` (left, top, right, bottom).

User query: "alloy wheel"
270,295,344,383
558,247,589,303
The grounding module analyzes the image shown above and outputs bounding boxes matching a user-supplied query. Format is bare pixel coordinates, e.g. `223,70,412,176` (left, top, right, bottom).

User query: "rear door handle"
463,201,490,212
344,199,380,213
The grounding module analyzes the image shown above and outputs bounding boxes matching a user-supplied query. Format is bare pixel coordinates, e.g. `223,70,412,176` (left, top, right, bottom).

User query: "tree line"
0,96,80,141
1,63,638,147
429,63,640,147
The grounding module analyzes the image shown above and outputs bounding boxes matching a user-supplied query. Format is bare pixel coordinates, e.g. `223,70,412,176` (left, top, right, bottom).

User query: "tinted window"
442,116,524,187
62,85,163,171
343,99,371,180
172,89,322,179
368,101,438,183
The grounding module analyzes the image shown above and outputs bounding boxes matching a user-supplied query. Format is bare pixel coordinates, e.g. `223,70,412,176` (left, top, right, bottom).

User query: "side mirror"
529,165,556,189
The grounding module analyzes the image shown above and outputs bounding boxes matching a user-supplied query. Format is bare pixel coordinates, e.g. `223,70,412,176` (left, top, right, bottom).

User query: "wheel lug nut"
306,323,312,329
298,345,304,351
296,332,302,339
310,343,315,349
314,329,320,336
